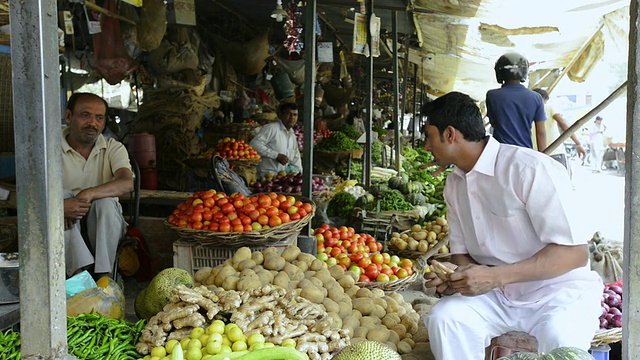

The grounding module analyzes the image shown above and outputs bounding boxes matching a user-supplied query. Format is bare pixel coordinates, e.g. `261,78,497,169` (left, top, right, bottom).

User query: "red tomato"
232,224,244,232
208,222,219,231
219,223,231,232
268,216,282,227
365,264,380,280
278,212,291,223
222,203,235,215
203,211,213,221
248,210,260,221
190,212,203,223
289,213,301,221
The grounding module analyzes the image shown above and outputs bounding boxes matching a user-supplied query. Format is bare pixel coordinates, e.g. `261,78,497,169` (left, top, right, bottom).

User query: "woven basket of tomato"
165,190,316,247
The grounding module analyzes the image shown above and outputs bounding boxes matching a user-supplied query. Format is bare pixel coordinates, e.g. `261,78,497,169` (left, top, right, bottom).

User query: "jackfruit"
134,268,193,320
332,340,402,360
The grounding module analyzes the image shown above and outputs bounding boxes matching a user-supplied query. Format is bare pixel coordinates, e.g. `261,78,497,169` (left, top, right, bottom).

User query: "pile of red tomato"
315,225,414,283
167,190,313,233
214,138,260,160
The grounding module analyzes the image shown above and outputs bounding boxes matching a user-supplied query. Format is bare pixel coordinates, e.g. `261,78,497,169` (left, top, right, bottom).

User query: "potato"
262,247,279,255
223,259,233,267
397,339,413,354
300,285,324,304
367,326,391,342
338,300,352,318
350,337,367,346
413,328,429,343
309,259,325,271
391,324,407,338
355,288,373,298
314,269,332,285
256,269,274,285
304,270,317,279
237,278,261,292
283,263,303,279
353,326,369,339
400,233,409,240
382,314,399,329
411,224,422,233
391,232,401,238
345,285,360,298
427,231,437,243
280,245,301,262
194,267,212,283
412,231,427,241
371,289,385,298
263,254,286,271
291,259,308,271
396,240,408,250
359,316,380,328
232,247,252,264
327,311,342,329
384,341,398,353
221,275,240,290
327,284,345,302
251,251,264,265
338,275,355,289
373,297,387,310
297,252,316,265
240,268,257,278
297,278,313,288
329,265,345,279
288,280,299,290
322,298,340,313
236,259,257,271
407,239,419,251
353,298,375,316
402,316,419,334
431,224,442,234
309,277,324,289
387,329,400,345
383,296,400,313
371,304,387,319
214,265,237,287
273,272,290,289
435,217,447,226
418,240,430,253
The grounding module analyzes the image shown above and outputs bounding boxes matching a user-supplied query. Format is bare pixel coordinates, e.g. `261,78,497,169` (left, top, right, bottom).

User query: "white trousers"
426,286,602,360
64,191,126,277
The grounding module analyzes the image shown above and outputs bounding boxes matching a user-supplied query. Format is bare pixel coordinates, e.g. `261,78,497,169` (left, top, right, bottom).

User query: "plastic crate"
173,233,297,276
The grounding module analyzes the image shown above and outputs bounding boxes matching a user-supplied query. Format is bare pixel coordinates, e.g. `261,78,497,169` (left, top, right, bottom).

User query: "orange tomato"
219,223,231,232
278,212,291,223
257,214,269,226
269,215,282,227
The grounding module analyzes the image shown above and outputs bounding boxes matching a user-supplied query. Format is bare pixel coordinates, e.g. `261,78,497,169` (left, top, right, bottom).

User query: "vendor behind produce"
250,102,303,178
421,92,602,359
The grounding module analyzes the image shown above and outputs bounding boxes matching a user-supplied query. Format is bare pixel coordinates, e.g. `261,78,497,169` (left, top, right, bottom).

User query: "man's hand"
64,218,76,231
576,144,587,160
64,197,91,221
275,153,289,165
448,263,500,296
424,261,458,296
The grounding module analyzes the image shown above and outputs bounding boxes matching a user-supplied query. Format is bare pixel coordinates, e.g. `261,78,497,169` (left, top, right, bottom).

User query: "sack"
209,156,251,197
93,0,139,84
589,232,623,284
135,0,166,51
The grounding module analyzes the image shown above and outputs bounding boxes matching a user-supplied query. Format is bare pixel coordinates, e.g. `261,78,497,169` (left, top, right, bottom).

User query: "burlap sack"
212,31,269,76
589,231,623,284
135,0,166,51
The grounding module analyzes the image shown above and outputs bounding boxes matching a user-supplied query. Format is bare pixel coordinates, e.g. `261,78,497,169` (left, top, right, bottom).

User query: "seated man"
62,93,133,279
250,102,302,178
422,92,602,359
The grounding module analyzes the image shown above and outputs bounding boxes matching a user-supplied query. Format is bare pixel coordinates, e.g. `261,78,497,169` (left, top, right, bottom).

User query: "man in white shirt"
250,103,303,178
422,92,602,359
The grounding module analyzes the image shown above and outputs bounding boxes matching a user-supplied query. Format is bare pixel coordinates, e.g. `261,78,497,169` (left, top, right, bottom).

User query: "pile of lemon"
140,320,297,360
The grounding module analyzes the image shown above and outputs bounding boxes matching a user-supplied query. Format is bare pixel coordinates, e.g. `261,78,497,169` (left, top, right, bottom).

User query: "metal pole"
363,0,374,188
544,81,627,154
412,63,418,147
392,10,400,173
9,1,72,359
623,1,640,357
300,0,316,245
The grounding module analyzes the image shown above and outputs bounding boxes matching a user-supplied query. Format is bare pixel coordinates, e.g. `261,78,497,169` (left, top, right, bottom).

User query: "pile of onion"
599,282,623,329
252,172,327,194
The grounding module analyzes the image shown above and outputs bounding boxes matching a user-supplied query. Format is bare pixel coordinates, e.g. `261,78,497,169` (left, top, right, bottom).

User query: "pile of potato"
193,245,425,355
389,217,449,255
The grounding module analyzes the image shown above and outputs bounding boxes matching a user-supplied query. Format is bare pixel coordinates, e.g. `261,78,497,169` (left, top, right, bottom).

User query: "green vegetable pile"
371,141,383,164
402,146,434,174
376,189,414,212
316,132,363,153
0,329,19,360
373,125,387,138
327,191,357,218
337,124,361,140
67,312,145,360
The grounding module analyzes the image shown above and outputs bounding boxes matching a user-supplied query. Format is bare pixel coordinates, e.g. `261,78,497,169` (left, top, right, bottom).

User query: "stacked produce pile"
195,138,260,161
315,132,362,153
0,313,145,359
136,244,426,359
599,282,623,329
314,225,417,284
389,218,450,257
167,190,313,232
252,171,327,194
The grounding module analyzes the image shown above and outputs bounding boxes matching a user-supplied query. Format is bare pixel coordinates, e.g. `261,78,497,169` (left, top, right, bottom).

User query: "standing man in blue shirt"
486,52,547,150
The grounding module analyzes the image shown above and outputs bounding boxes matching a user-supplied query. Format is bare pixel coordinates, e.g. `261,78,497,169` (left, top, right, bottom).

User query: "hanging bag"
209,155,251,196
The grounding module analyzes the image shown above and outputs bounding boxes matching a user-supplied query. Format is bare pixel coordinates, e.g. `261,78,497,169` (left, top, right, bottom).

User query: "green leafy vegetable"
327,191,357,218
315,132,363,152
337,124,361,140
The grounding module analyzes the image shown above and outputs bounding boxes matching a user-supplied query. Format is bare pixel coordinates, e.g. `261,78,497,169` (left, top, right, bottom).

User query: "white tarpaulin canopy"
409,0,630,101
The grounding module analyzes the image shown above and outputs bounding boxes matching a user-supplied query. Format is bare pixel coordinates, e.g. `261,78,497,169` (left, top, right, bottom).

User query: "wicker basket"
165,195,316,247
356,254,429,292
388,233,450,260
591,327,621,347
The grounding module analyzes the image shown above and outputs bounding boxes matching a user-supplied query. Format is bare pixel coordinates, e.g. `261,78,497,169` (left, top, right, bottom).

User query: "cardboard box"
166,0,196,26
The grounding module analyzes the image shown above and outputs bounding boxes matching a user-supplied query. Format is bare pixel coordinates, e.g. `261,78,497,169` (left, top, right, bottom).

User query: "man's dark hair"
533,88,549,101
278,102,298,115
596,116,603,121
67,92,109,113
421,91,486,142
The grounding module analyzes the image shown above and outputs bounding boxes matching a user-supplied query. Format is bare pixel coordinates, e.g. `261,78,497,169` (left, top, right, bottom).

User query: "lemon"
151,346,167,358
281,338,296,348
165,339,179,354
227,327,244,343
202,356,213,360
205,341,222,355
221,335,232,347
249,342,265,351
143,356,152,360
224,323,239,334
185,346,203,360
220,344,232,354
191,327,205,340
96,276,110,288
208,320,226,335
208,333,223,343
232,340,247,352
199,334,210,345
247,333,265,346
180,338,191,349
264,342,275,348
188,339,202,349
150,357,160,360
